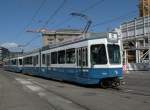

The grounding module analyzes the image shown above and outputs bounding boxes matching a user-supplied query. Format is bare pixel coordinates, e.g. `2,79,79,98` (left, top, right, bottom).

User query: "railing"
121,16,150,39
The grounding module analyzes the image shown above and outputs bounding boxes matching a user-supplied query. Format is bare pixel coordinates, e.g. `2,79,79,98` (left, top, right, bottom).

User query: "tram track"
108,87,150,97
18,72,150,98
1,70,90,110
1,69,150,110
6,69,150,110
14,71,150,98
26,79,91,110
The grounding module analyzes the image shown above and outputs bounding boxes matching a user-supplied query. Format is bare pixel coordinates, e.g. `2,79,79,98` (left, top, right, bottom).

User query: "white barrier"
126,63,149,71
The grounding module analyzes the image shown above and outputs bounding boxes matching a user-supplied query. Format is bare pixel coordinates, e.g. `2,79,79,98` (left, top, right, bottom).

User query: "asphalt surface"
0,69,150,110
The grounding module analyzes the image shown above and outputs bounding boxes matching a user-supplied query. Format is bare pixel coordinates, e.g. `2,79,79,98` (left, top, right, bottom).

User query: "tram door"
46,54,50,74
77,47,88,77
33,55,39,75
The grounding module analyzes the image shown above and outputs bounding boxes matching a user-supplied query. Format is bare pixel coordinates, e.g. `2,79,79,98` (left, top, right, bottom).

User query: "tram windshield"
91,44,107,65
107,44,121,64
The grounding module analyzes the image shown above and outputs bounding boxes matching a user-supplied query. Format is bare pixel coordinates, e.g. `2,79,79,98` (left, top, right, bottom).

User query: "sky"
0,0,138,51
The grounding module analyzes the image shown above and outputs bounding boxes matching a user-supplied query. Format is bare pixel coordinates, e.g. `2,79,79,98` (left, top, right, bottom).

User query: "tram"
4,32,123,87
3,56,23,72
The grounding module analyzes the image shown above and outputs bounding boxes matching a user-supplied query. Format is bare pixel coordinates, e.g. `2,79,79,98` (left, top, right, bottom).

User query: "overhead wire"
24,0,67,48
51,0,106,28
81,0,105,12
92,10,137,28
16,0,47,37
22,35,41,47
26,1,138,49
17,0,137,49
15,0,47,48
42,0,67,28
24,0,47,29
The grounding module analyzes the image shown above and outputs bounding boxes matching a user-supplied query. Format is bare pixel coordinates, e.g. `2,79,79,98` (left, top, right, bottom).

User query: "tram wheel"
111,78,121,88
99,80,109,89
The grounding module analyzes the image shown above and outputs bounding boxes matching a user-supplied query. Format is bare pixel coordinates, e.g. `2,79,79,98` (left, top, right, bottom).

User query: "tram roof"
43,32,108,50
23,32,118,56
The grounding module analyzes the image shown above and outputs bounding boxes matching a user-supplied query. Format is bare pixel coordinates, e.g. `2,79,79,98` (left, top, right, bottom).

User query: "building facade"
0,47,9,64
120,16,150,70
42,29,82,46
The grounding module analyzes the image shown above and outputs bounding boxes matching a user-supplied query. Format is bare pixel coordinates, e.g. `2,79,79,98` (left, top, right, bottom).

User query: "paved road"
0,69,150,110
123,71,150,96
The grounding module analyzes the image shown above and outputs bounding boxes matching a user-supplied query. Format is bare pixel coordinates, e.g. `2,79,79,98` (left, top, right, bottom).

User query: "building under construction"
120,0,150,70
139,0,150,17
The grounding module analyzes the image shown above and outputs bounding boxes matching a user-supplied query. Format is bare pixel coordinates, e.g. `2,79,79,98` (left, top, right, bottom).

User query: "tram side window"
29,57,33,65
51,52,57,64
77,47,88,67
82,48,88,66
33,55,38,66
11,59,17,65
24,57,33,65
42,54,46,64
33,57,36,66
36,55,38,65
58,50,65,64
107,44,121,64
91,44,107,65
19,59,22,65
46,54,50,66
66,48,75,64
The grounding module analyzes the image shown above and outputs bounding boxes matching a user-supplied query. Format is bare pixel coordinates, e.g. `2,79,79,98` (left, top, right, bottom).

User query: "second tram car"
4,56,23,72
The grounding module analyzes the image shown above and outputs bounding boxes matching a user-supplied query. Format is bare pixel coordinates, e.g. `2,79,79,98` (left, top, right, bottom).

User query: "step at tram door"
77,47,88,78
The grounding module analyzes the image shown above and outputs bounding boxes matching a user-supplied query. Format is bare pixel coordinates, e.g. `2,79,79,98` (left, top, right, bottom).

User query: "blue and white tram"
5,32,123,87
4,56,23,73
22,51,41,75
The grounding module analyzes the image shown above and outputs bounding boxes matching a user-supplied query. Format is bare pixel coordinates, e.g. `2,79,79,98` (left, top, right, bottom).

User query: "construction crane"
26,28,49,34
139,0,150,17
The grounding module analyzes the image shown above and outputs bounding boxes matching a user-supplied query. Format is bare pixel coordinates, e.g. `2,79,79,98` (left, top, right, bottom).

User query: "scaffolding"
121,16,150,70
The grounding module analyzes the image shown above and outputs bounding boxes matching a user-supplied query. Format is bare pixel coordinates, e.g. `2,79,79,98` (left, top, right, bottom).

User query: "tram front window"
91,44,107,65
107,44,121,64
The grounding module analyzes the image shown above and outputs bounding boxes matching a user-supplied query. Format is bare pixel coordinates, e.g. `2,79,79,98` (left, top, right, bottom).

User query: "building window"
51,52,57,64
58,50,65,64
66,48,75,64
